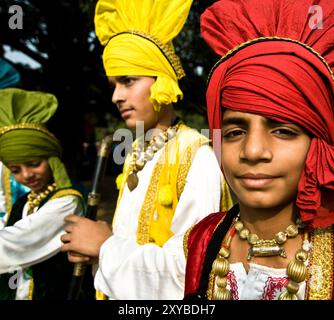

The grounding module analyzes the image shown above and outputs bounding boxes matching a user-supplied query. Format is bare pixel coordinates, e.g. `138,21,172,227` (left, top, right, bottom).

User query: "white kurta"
94,145,222,299
0,195,83,276
0,163,7,229
221,262,306,300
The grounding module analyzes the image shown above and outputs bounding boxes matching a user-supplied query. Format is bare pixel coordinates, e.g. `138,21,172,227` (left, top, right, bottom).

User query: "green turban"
0,88,71,189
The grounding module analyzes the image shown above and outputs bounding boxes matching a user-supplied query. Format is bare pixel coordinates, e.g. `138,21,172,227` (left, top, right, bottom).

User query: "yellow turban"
94,0,193,111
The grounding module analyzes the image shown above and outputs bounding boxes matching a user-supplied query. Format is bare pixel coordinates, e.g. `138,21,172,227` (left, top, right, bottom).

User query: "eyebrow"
222,116,286,127
222,117,248,127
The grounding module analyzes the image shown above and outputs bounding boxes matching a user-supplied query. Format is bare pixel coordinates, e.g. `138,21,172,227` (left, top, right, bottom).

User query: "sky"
3,44,42,69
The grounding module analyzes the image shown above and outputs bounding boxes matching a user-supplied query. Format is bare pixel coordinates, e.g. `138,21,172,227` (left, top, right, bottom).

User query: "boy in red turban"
184,0,334,300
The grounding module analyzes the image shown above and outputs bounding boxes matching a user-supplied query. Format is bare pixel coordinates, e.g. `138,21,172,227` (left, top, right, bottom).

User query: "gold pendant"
247,240,287,260
127,172,139,191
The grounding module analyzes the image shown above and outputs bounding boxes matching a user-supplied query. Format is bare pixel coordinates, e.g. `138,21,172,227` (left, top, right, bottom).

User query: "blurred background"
0,0,219,221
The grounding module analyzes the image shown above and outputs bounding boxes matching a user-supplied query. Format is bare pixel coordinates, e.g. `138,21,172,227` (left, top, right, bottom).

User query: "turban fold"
0,88,71,189
201,0,334,228
94,0,193,111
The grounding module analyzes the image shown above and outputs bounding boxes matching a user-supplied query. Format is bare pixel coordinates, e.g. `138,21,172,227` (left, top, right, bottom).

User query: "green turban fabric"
0,88,71,189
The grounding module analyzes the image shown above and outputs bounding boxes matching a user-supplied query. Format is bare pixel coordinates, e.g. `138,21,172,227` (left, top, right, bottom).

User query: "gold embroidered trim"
306,226,334,300
3,166,12,218
110,30,185,79
0,123,57,140
95,290,108,300
136,128,208,245
49,189,83,201
208,36,334,84
28,278,34,300
183,224,196,260
136,161,164,245
176,138,207,199
206,271,216,300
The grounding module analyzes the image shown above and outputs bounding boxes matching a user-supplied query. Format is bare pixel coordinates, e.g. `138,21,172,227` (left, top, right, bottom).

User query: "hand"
66,251,98,264
60,214,112,257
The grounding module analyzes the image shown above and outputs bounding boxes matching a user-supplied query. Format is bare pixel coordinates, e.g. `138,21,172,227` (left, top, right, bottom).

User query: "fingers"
67,252,91,264
61,233,71,244
64,223,73,233
64,214,81,223
60,242,71,252
97,220,109,226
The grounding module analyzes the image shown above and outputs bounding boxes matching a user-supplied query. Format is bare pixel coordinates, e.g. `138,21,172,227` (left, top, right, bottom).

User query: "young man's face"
7,159,53,192
221,110,311,211
109,76,159,131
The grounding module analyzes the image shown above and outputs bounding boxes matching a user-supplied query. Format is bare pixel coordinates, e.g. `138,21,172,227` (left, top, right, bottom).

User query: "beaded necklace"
211,215,310,300
27,182,57,214
126,120,182,191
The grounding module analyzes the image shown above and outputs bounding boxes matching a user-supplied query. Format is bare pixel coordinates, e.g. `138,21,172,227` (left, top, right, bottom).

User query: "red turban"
201,0,334,228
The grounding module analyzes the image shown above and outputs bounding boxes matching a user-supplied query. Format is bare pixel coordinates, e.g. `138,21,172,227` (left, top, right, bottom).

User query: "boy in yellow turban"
61,0,232,299
0,88,94,300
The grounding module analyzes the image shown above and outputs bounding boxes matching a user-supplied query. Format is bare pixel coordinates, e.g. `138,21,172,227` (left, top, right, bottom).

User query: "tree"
0,0,218,179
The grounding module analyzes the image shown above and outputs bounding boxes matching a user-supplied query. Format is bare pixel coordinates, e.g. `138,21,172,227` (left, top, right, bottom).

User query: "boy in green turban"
0,88,94,300
0,58,29,228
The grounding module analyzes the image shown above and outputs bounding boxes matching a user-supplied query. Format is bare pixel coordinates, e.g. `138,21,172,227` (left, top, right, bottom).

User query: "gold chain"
235,218,301,260
210,216,310,300
126,121,182,191
27,182,57,214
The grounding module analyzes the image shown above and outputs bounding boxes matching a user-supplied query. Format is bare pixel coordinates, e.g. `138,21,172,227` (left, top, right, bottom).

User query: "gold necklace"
126,121,181,191
234,219,301,260
27,182,57,214
210,216,310,300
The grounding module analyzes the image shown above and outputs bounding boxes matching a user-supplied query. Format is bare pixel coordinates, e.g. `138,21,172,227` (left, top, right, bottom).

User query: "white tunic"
0,163,7,229
223,262,306,300
0,195,83,299
94,145,223,299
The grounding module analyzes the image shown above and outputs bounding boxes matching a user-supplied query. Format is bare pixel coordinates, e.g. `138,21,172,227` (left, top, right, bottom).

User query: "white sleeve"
0,195,83,274
94,145,222,299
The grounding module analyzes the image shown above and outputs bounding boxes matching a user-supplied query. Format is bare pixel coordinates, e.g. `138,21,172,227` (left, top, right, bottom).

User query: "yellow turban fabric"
94,0,193,111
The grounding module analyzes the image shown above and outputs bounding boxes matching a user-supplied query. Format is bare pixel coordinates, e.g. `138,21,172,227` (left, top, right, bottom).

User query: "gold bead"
278,291,298,300
239,228,250,240
287,260,307,283
159,132,168,142
151,144,159,152
145,148,154,160
234,221,243,232
166,127,176,139
275,231,287,244
215,276,228,288
33,199,40,206
47,185,54,192
218,247,230,258
286,224,299,238
212,257,229,277
154,135,165,149
135,158,145,170
213,287,231,300
247,233,259,245
286,281,300,294
295,249,308,262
